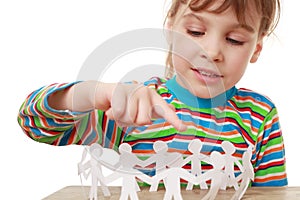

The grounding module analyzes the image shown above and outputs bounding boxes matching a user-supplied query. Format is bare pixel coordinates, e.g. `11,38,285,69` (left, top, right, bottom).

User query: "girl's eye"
186,29,205,37
226,37,244,45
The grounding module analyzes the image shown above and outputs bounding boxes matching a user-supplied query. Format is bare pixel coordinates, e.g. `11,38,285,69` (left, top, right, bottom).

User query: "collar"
165,76,237,108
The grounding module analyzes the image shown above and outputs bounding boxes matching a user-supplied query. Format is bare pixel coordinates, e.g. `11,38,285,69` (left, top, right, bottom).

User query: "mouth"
191,68,223,78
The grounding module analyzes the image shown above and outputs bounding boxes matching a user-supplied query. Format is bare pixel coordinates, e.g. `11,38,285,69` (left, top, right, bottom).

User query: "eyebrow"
183,13,255,33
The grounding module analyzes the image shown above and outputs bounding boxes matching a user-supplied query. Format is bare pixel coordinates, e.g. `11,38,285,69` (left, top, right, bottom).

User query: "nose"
200,36,223,63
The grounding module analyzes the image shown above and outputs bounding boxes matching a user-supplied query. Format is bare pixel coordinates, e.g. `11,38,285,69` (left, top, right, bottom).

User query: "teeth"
199,70,219,78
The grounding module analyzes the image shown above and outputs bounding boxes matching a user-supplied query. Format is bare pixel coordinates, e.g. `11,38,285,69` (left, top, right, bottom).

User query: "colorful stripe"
17,77,287,186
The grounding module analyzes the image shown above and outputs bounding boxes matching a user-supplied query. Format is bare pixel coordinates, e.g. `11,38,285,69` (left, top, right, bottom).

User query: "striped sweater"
17,77,287,186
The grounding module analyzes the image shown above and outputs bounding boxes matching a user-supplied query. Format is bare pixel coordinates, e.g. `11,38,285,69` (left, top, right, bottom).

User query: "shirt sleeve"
17,82,124,150
252,107,288,186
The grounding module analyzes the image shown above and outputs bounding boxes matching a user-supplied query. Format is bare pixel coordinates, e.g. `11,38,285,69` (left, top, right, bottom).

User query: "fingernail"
178,122,187,132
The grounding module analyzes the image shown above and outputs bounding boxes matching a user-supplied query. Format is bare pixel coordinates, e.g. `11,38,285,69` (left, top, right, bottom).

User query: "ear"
250,39,263,63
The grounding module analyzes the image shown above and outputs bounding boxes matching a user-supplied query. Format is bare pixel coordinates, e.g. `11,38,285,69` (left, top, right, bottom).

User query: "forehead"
180,0,261,26
187,0,260,13
175,1,261,31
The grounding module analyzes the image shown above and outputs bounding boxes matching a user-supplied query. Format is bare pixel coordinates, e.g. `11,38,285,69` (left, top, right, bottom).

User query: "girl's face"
169,3,263,98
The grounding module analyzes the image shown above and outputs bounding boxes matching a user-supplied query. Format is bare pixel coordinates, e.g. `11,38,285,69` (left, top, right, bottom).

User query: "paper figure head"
188,139,203,154
221,141,235,154
119,143,132,154
153,141,168,153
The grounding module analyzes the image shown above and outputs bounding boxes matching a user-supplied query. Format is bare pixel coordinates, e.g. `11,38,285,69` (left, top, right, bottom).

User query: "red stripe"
225,117,255,144
229,100,265,121
258,160,285,170
261,131,282,146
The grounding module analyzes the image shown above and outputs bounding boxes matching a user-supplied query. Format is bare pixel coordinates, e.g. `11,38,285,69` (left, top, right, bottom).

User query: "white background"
0,0,299,199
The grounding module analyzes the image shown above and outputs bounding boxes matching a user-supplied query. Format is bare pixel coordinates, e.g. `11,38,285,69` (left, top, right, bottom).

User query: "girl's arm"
48,80,185,130
252,108,287,186
47,81,112,113
17,80,186,147
17,81,121,147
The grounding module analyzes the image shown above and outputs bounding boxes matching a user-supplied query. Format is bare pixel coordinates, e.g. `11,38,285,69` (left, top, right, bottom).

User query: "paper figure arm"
139,155,156,167
234,158,244,172
78,161,91,175
199,154,210,162
78,161,91,180
78,147,89,173
249,169,255,181
112,160,122,169
200,154,212,165
197,170,213,183
179,156,192,167
176,168,198,185
151,168,168,183
136,172,153,185
236,168,254,182
79,148,88,163
134,156,147,167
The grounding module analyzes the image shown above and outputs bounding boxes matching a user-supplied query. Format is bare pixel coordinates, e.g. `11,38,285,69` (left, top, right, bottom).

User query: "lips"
191,68,223,78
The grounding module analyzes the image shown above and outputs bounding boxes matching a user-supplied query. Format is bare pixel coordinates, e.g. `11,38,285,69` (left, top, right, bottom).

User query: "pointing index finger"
151,93,187,132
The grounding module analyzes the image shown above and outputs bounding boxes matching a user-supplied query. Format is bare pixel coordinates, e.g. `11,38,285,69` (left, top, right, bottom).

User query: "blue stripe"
30,127,43,136
45,118,72,127
132,143,153,151
252,179,288,186
83,129,97,145
261,151,284,164
27,86,44,103
59,129,73,145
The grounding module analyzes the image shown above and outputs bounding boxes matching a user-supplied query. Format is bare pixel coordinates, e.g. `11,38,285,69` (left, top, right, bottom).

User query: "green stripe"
124,128,177,141
255,165,286,177
231,97,269,116
37,134,61,144
74,114,90,143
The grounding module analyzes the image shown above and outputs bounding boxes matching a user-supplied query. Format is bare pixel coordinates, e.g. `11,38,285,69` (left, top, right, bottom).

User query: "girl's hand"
104,83,187,132
49,81,186,132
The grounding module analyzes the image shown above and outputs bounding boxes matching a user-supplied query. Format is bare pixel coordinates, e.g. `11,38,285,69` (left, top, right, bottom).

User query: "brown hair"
164,0,281,79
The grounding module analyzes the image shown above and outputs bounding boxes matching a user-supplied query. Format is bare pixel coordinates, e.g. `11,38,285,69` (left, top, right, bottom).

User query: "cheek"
172,54,189,72
171,32,202,65
228,48,253,69
172,44,195,65
223,49,252,82
226,52,250,84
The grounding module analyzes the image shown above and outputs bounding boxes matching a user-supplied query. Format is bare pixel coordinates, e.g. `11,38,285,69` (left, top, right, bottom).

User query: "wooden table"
43,186,300,200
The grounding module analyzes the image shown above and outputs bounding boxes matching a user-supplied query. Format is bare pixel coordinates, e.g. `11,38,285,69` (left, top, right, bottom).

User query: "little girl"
18,0,287,186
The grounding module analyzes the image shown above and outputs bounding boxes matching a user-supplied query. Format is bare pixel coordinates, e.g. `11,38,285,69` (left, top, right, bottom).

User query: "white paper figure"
152,167,198,200
104,143,152,200
231,146,254,200
77,143,111,199
141,141,182,192
180,139,209,190
221,141,244,190
199,151,227,200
